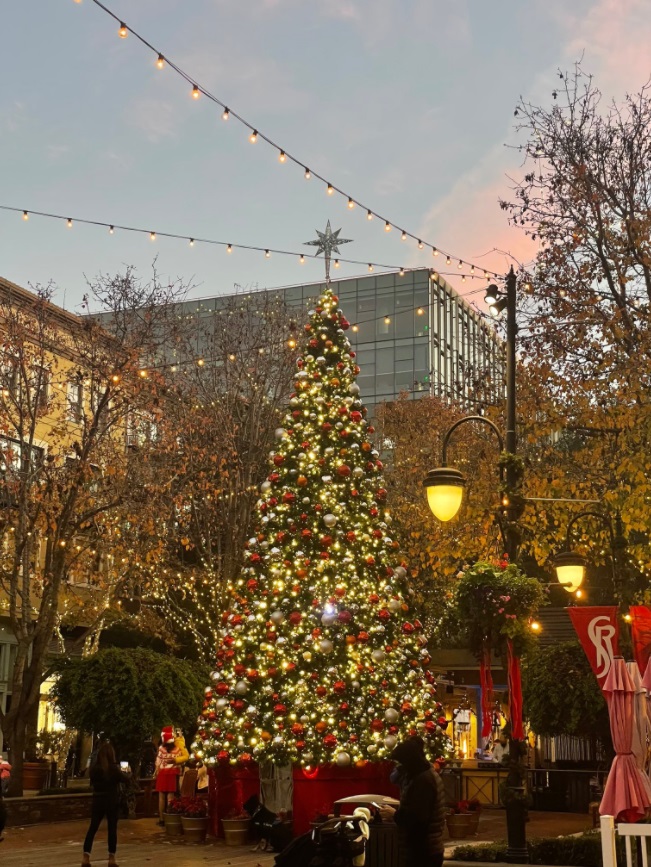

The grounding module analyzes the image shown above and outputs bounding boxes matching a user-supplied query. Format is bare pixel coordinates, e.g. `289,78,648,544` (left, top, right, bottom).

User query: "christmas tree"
194,266,450,769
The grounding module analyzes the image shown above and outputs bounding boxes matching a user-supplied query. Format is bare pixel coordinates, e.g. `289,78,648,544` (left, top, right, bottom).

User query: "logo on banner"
567,606,620,689
587,616,616,679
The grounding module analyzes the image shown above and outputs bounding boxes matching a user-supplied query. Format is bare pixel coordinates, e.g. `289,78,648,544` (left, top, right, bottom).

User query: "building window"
67,381,83,422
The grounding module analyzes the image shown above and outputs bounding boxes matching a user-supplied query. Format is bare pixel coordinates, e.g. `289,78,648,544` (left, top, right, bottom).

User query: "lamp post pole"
504,266,520,563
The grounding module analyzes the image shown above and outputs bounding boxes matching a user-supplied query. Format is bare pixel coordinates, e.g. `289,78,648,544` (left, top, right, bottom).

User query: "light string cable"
79,0,502,280
4,203,494,281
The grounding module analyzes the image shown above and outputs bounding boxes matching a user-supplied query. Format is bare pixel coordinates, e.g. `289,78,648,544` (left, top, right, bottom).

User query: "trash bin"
333,795,405,867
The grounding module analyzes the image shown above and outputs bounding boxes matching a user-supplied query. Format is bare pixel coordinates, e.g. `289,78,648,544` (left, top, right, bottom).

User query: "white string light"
77,0,502,279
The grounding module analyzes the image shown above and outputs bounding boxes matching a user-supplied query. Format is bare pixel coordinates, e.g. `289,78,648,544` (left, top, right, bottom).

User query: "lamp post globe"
553,550,587,593
422,467,466,522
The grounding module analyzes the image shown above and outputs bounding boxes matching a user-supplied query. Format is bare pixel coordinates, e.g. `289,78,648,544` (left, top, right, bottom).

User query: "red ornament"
320,535,334,548
368,594,379,604
370,719,384,732
302,529,312,539
323,734,338,748
357,631,370,643
274,704,287,716
350,411,362,422
246,669,259,681
316,685,328,697
366,556,376,567
289,611,303,625
372,529,383,539
296,740,306,750
378,609,390,622
216,682,229,696
247,578,258,591
273,454,285,466
334,586,346,598
268,472,280,483
402,622,414,634
217,750,230,763
232,699,245,713
282,492,296,504
346,531,356,543
339,702,350,712
376,488,387,500
337,610,352,624
336,464,351,477
333,680,346,694
320,552,330,560
322,422,332,432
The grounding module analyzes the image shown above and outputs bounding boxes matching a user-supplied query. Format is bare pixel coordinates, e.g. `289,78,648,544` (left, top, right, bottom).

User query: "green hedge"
451,832,606,866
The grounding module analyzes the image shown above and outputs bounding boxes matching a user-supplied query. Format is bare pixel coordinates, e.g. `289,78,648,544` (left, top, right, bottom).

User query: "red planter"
207,761,399,837
292,762,398,835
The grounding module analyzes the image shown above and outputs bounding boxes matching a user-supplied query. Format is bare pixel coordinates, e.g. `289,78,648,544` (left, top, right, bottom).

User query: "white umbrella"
626,661,648,772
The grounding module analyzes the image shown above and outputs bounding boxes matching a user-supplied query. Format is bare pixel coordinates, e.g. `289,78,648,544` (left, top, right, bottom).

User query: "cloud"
124,98,177,143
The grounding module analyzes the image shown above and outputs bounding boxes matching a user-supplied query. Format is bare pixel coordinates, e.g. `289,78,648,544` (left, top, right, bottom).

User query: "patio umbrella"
600,657,651,822
626,661,649,772
641,658,651,771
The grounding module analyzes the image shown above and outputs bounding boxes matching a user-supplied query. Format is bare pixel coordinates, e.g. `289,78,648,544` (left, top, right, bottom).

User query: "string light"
250,130,258,143
458,260,463,269
304,168,311,179
384,316,391,324
401,231,407,241
327,184,334,195
334,259,340,268
417,307,424,315
0,204,491,292
352,324,359,332
399,268,405,276
367,210,373,221
279,151,286,163
446,256,452,265
433,247,439,256
80,0,502,279
197,358,205,367
156,53,165,69
67,218,73,228
347,198,355,209
384,221,391,232
192,85,201,100
287,338,296,349
222,107,230,120
418,240,424,249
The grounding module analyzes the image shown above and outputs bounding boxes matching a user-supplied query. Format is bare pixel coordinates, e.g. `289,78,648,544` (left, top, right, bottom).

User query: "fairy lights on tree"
194,226,451,769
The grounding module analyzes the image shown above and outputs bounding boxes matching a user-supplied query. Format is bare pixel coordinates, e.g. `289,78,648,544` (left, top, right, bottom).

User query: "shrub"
182,796,208,818
452,832,605,867
165,797,186,815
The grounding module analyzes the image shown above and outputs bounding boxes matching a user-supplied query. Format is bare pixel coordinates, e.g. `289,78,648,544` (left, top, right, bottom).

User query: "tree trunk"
5,716,27,797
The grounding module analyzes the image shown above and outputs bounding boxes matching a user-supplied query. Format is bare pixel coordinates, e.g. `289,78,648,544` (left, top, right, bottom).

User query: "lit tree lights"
194,283,451,769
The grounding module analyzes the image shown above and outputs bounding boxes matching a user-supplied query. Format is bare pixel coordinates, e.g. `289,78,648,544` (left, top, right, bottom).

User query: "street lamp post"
553,510,626,599
422,268,604,862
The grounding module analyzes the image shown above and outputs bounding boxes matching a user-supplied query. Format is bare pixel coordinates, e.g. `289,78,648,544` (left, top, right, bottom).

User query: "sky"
2,0,651,313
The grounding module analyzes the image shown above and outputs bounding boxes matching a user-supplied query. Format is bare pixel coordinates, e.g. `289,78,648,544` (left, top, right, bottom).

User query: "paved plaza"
1,812,592,867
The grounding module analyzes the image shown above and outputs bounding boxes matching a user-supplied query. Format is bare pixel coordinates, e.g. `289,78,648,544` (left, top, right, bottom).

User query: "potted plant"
163,796,185,837
446,801,472,839
181,796,209,843
22,730,51,791
222,809,252,846
467,798,482,835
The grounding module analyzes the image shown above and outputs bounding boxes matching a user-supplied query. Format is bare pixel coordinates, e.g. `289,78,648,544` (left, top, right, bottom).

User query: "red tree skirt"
292,762,398,835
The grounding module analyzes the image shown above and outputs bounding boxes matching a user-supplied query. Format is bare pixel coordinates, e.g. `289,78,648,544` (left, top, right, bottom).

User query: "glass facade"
165,268,505,415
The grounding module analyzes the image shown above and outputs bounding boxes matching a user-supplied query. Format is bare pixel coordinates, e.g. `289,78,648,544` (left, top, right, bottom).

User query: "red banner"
568,606,620,689
506,640,524,740
629,606,651,673
479,648,494,739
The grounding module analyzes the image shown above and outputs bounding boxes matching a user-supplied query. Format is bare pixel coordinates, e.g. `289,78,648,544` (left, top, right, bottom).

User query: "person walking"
81,741,128,867
380,737,447,867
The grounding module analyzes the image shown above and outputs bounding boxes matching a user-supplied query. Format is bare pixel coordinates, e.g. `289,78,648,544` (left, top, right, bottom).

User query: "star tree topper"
304,221,353,282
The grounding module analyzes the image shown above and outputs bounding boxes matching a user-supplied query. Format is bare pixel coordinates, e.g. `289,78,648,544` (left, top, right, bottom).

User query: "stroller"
308,809,371,867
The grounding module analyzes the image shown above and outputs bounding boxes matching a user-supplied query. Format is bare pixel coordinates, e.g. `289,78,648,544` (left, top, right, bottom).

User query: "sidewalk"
0,811,592,866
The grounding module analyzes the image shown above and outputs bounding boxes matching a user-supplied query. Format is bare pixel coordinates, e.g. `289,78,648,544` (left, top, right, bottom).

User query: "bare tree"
0,269,185,793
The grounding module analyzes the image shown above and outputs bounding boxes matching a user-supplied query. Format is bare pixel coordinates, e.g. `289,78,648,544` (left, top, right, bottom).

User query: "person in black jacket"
81,741,128,867
380,737,447,867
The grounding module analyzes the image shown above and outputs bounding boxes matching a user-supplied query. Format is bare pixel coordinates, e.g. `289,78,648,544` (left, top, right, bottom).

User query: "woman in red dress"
155,727,184,824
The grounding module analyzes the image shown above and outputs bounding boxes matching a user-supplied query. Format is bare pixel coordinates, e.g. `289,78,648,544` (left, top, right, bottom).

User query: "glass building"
171,268,505,415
